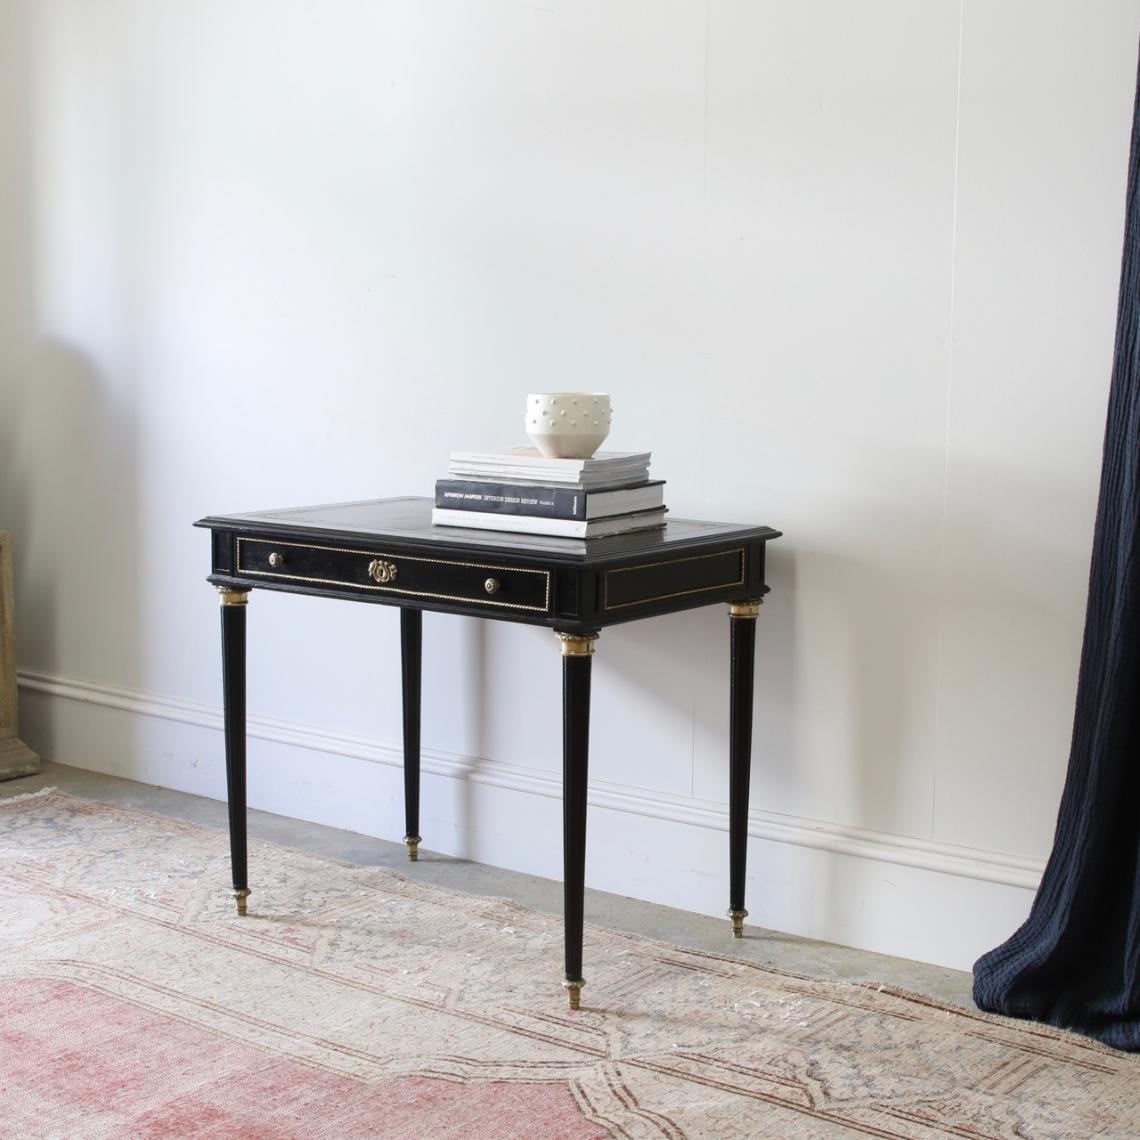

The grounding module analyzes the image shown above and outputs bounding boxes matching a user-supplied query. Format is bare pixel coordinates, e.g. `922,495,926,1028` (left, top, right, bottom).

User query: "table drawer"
235,537,551,613
602,547,746,613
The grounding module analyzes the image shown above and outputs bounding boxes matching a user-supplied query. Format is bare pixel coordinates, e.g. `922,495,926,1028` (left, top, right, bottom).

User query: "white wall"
3,0,1137,971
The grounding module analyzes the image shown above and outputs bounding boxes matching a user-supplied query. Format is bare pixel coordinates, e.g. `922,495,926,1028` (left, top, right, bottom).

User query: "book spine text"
435,480,586,519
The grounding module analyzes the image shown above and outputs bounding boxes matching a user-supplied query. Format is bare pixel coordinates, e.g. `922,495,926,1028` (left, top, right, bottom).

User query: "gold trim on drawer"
603,547,745,611
236,537,551,613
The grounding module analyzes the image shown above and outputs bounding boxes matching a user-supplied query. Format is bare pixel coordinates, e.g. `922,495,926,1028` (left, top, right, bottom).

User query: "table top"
196,496,780,566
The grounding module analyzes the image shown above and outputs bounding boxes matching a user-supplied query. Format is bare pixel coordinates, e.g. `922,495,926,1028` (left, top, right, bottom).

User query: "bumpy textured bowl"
525,393,612,459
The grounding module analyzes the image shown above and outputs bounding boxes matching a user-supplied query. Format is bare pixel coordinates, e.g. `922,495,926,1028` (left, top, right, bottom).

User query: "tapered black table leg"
728,600,761,937
401,607,423,861
219,586,251,915
558,630,598,1010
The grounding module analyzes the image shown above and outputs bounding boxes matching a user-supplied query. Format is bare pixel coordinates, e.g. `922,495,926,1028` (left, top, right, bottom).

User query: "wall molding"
17,668,1044,891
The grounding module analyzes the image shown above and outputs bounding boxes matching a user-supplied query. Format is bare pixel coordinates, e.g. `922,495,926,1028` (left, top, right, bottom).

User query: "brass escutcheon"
368,559,398,584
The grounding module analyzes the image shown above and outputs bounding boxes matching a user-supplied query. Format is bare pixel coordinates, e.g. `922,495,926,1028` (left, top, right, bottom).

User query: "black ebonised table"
196,497,780,1008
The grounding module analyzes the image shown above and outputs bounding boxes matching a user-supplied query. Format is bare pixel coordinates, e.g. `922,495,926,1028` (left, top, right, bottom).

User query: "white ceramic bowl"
525,392,612,459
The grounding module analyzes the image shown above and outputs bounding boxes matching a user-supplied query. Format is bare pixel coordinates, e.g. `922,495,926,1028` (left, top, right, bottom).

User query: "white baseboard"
16,668,1041,972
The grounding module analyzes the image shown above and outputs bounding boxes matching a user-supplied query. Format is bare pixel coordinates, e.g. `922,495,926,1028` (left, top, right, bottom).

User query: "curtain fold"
972,45,1140,1052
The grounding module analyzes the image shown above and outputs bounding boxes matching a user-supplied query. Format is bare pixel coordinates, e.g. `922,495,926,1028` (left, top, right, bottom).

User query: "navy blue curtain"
972,52,1140,1051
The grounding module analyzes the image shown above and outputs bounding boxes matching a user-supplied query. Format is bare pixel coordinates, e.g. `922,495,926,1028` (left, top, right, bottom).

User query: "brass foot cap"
562,978,586,1011
404,835,422,862
728,908,748,938
233,888,251,916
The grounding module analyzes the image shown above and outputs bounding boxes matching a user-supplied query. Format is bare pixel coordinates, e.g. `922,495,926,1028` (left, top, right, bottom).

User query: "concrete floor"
2,760,976,1008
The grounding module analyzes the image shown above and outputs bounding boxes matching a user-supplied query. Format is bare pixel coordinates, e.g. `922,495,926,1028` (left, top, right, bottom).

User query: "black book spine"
435,479,587,519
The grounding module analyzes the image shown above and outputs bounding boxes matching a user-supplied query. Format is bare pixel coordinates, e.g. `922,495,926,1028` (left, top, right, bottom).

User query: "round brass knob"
484,577,501,595
268,552,284,568
368,559,397,584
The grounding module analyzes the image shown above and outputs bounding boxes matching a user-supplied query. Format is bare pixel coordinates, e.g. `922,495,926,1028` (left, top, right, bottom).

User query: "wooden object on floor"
0,531,40,780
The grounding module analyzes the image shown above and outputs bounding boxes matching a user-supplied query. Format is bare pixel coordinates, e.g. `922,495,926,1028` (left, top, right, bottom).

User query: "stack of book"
431,447,668,539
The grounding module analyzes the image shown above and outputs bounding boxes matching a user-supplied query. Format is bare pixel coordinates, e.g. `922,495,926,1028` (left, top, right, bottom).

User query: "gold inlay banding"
604,548,746,612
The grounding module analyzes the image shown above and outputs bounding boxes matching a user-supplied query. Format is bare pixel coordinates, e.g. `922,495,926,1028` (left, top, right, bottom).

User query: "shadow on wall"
800,443,1093,943
421,547,799,870
520,538,798,837
648,446,1090,948
0,0,142,765
452,615,488,860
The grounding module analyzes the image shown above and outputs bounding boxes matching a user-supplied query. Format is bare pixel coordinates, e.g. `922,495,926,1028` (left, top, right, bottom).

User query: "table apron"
232,536,552,615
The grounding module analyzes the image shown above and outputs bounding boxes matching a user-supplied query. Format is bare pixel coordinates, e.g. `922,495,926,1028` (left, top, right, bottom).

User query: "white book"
449,447,651,470
443,469,652,491
448,447,651,486
431,506,668,540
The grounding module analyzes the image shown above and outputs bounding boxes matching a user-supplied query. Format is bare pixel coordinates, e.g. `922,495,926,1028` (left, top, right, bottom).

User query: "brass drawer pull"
268,552,284,568
484,577,501,595
368,558,398,584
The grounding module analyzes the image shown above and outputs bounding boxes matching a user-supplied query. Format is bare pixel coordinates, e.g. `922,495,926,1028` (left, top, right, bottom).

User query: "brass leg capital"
728,908,748,938
404,835,422,862
556,631,599,657
562,978,586,1010
728,600,762,619
232,888,251,916
217,587,251,607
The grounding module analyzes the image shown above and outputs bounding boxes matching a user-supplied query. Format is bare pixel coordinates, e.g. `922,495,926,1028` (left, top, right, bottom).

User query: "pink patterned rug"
2,791,1137,1139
